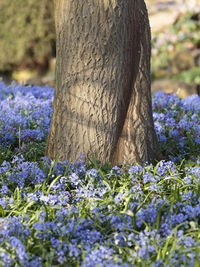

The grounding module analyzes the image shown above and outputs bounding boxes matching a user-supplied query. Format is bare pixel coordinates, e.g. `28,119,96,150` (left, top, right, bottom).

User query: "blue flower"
114,192,124,203
10,236,28,261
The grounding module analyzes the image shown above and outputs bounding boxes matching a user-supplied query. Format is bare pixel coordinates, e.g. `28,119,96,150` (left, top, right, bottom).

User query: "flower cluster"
153,91,200,162
0,81,53,160
0,82,200,266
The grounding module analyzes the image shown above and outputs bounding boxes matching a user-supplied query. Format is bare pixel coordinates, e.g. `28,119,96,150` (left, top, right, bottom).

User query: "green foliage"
172,67,200,84
151,11,200,83
0,0,55,71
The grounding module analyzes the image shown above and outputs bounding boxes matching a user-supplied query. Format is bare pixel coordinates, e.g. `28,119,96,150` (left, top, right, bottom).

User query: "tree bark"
46,0,161,165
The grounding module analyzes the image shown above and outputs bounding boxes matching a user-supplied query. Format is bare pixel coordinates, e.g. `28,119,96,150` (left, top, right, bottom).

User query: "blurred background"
0,0,200,98
0,0,55,86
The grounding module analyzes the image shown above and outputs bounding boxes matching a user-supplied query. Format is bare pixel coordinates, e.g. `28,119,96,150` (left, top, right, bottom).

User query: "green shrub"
172,67,200,84
0,0,55,71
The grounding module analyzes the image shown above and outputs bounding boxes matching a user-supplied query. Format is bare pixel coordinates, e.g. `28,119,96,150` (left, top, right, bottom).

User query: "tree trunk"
46,0,161,165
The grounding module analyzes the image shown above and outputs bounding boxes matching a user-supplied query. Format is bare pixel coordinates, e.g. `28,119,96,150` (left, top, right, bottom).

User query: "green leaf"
46,175,62,196
13,186,20,201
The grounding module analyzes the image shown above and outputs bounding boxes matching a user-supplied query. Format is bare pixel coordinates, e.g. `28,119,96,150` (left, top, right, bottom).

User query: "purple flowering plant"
0,82,200,266
0,81,53,163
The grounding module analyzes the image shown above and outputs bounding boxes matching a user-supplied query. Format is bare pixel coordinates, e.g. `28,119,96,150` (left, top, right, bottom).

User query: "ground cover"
0,82,200,266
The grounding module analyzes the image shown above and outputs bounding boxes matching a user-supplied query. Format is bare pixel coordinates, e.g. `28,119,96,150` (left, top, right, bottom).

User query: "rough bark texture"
46,0,161,165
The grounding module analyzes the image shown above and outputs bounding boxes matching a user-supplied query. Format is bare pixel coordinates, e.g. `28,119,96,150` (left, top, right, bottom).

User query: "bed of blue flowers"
0,81,200,266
